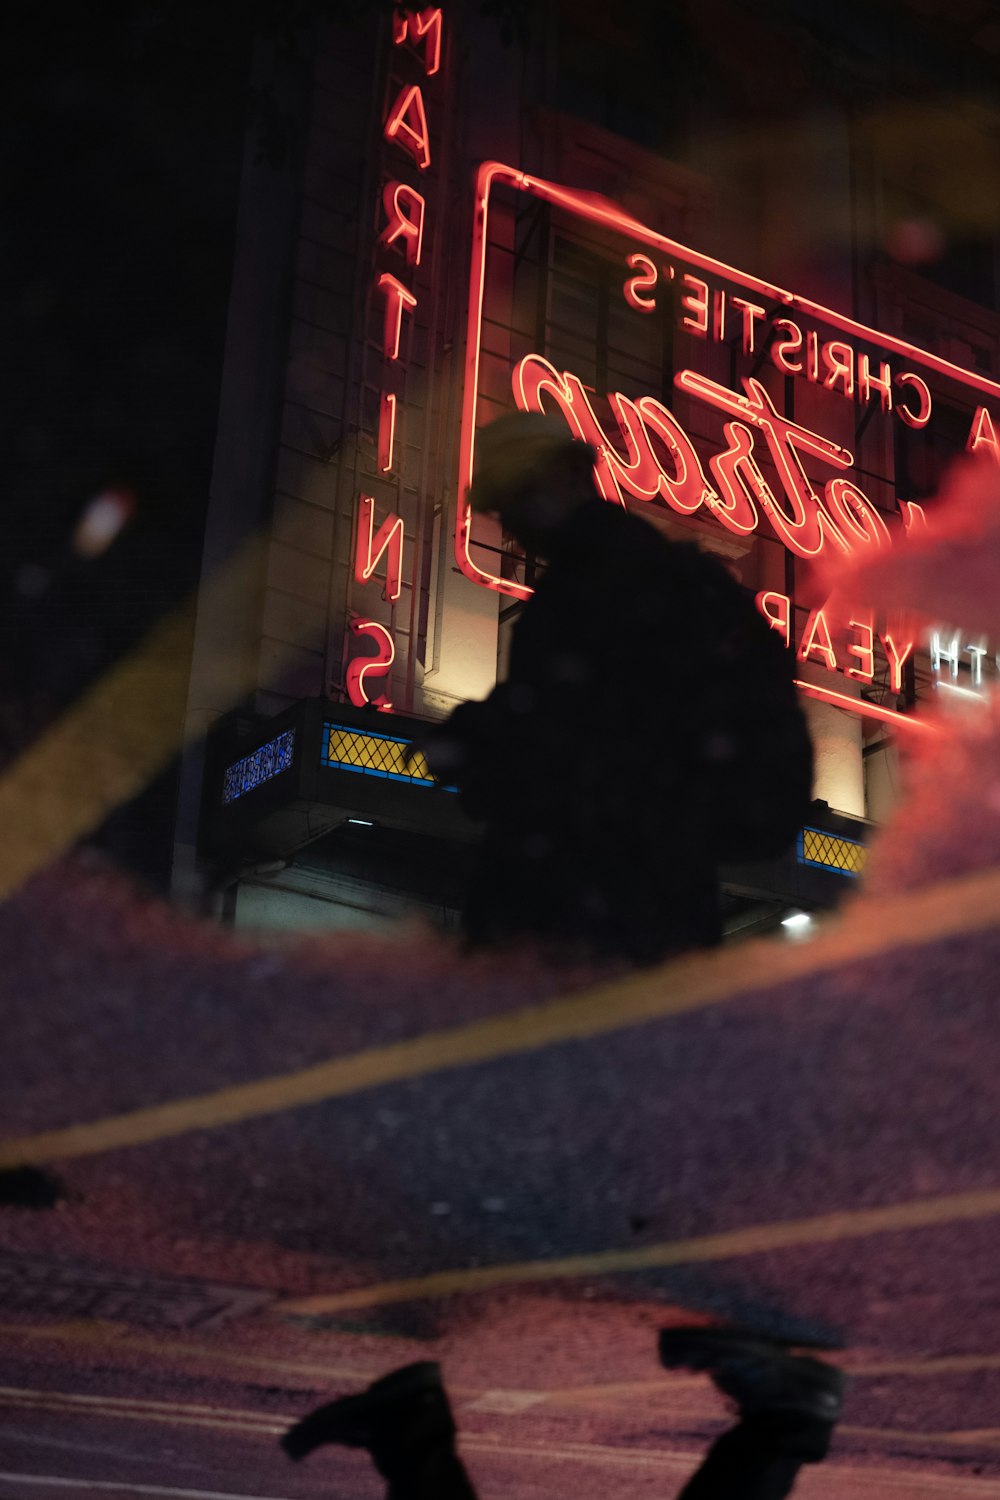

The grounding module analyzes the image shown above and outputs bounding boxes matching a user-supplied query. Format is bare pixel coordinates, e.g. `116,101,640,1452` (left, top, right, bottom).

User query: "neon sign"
354,494,404,602
392,6,443,77
346,618,395,711
384,82,432,170
458,161,1000,728
345,8,444,709
379,181,426,266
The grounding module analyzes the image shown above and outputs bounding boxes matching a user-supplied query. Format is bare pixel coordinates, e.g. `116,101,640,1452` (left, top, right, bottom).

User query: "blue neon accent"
222,729,295,804
326,721,411,746
326,760,435,787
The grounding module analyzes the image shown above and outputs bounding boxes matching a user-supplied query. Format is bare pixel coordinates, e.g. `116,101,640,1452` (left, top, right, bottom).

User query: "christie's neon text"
623,262,935,427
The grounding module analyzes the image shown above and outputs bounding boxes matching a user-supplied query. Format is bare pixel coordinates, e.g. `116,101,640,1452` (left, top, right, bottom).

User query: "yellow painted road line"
0,1386,282,1437
9,1318,996,1441
275,1184,1000,1316
1,1391,997,1492
9,1317,1000,1401
0,1319,476,1402
0,1385,282,1425
463,1433,695,1471
0,1476,298,1500
843,1423,1000,1449
462,1433,1000,1491
0,1319,369,1385
537,1350,1000,1408
0,598,195,903
851,1351,1000,1379
0,1400,280,1439
3,859,1000,1171
0,538,269,906
1,1457,998,1500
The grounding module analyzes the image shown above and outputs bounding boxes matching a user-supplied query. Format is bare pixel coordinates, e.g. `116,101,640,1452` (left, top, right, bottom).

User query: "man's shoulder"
561,499,674,554
562,501,733,581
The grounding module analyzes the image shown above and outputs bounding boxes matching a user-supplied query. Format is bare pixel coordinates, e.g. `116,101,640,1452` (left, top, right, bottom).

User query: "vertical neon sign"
347,8,444,709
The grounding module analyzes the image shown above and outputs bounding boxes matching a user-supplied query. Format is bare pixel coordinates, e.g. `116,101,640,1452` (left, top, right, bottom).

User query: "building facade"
173,0,1000,937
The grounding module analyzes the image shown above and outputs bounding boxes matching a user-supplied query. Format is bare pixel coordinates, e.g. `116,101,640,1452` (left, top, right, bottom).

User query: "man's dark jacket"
429,498,812,960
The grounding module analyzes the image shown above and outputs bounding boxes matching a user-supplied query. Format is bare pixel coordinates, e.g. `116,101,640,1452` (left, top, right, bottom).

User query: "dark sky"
0,2,255,875
1,2,250,580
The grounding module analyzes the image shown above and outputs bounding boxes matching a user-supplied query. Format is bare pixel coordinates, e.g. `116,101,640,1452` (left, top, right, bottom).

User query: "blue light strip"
222,729,295,804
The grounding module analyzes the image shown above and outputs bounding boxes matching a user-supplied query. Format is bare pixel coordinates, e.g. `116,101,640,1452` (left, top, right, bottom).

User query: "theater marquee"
457,161,1000,730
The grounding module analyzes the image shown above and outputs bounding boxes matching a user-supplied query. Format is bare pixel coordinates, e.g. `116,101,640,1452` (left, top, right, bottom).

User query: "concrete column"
420,510,499,714
801,667,866,817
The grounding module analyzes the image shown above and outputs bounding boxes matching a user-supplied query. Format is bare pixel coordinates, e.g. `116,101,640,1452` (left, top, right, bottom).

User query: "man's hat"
467,411,594,514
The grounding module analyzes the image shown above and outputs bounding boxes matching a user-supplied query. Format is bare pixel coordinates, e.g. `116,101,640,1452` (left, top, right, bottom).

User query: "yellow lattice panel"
800,827,867,875
322,723,433,785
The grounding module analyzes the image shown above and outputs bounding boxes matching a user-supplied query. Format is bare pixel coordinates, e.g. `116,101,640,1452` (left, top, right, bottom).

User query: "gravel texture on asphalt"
3,652,1000,1485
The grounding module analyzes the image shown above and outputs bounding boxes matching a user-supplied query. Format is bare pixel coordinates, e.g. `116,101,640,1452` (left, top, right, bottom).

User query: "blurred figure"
280,1328,846,1500
424,412,813,964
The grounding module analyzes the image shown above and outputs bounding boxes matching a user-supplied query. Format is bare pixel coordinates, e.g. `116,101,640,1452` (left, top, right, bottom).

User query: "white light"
781,911,813,931
347,817,375,827
72,489,134,558
934,679,987,701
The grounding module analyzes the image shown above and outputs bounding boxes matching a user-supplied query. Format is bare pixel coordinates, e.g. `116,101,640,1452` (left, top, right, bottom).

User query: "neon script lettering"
514,353,895,563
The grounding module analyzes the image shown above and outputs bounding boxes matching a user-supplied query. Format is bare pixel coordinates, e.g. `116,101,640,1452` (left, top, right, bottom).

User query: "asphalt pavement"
2,852,1000,1496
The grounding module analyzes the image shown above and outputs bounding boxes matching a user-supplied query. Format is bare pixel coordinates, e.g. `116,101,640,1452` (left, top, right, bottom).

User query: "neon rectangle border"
455,161,998,734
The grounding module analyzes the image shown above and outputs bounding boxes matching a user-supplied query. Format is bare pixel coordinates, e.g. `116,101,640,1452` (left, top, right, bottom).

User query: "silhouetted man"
425,411,812,964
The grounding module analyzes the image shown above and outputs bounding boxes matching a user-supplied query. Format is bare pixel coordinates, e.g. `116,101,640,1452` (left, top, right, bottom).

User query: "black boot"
659,1326,847,1500
658,1326,845,1426
281,1361,478,1500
